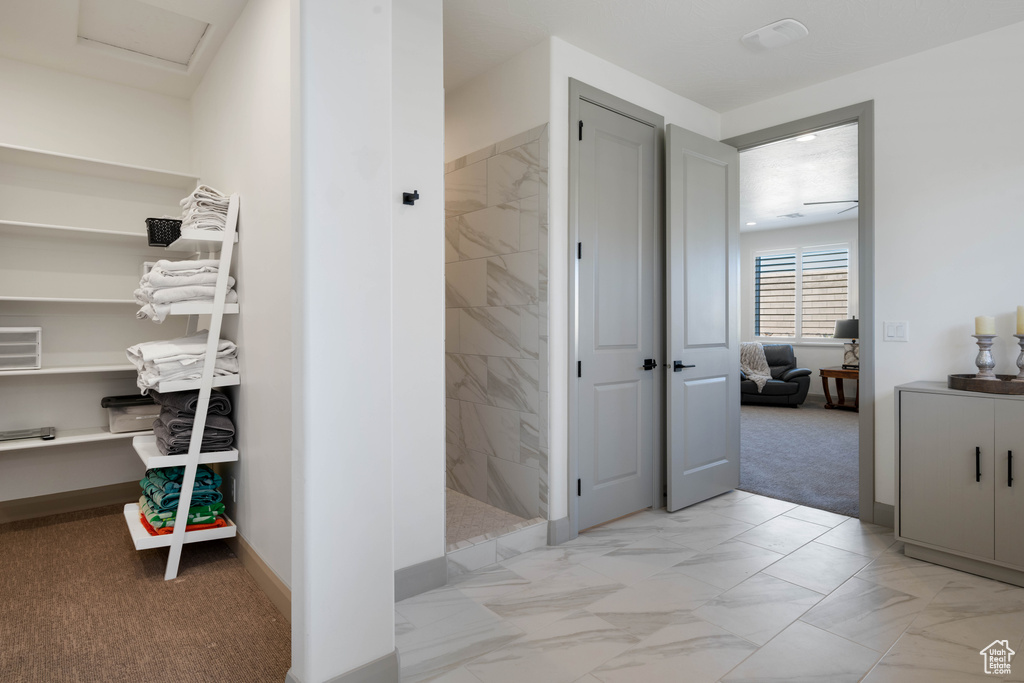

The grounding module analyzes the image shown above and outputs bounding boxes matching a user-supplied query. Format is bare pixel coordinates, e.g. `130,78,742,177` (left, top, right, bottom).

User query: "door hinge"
579,120,583,141
577,360,582,378
577,479,582,496
577,242,582,259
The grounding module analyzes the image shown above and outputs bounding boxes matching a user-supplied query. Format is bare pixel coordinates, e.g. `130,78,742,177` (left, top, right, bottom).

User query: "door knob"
673,361,695,372
642,359,658,371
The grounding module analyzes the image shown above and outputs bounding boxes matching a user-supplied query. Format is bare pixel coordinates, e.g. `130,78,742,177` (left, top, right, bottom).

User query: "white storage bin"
0,327,41,370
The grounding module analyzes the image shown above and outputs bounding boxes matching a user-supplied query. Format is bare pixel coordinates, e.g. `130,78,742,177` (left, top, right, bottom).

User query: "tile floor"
398,490,1024,682
447,488,530,546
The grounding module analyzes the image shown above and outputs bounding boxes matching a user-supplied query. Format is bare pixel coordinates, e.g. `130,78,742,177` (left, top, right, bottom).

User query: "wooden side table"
820,366,859,411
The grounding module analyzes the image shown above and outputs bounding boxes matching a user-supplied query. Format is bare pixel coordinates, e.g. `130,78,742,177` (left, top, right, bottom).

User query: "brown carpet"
0,505,290,683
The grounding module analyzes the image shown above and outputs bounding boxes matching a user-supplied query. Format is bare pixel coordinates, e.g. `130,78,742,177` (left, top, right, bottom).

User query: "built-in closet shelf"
167,302,239,316
122,503,237,550
0,363,136,377
0,143,199,189
166,231,238,253
132,434,238,469
0,427,152,452
155,373,240,394
0,219,150,243
0,296,137,305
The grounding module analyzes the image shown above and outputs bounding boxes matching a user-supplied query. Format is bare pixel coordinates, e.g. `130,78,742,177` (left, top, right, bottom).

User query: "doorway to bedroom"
736,122,860,518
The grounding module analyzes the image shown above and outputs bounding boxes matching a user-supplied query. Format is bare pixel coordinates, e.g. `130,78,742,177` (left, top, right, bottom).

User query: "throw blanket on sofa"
740,342,772,393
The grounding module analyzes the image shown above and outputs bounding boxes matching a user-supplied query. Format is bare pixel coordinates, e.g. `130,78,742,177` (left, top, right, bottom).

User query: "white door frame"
722,101,879,524
568,78,665,538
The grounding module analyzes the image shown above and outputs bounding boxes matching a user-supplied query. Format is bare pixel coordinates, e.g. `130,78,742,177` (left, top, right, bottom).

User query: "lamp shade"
834,317,859,340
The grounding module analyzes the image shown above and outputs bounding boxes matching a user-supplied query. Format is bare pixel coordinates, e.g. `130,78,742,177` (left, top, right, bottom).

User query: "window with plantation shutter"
754,244,851,342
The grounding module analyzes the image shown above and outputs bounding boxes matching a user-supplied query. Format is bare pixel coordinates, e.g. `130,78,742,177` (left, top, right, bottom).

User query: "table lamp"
834,317,859,370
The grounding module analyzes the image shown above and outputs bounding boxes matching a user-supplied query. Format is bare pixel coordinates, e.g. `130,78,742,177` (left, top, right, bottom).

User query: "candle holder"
1015,334,1024,382
973,334,997,380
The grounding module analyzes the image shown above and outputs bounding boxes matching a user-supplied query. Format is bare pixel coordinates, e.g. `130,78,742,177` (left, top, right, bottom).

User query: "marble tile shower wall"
445,124,548,522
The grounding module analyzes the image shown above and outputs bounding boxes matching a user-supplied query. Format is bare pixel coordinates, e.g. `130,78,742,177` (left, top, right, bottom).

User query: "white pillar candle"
1018,306,1024,335
976,315,996,335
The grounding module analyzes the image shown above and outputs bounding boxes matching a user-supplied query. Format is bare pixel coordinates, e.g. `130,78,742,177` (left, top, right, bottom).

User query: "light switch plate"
883,321,909,342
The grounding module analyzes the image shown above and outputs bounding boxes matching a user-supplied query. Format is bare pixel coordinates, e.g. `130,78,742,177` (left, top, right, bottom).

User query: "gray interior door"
666,124,740,512
577,99,657,530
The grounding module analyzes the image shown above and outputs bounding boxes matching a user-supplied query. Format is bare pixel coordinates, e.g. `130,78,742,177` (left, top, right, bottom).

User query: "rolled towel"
149,389,231,416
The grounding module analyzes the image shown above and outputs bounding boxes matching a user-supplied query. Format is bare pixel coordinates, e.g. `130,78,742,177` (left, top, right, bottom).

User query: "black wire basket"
145,218,182,247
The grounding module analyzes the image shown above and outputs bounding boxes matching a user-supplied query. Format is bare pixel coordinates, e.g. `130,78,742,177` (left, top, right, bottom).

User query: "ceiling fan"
804,200,859,214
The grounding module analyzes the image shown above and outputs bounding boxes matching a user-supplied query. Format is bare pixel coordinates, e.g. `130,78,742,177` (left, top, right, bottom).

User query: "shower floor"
446,488,528,546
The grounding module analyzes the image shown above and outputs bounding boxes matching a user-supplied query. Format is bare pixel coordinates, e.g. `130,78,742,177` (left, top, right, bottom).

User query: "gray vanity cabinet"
897,382,1024,586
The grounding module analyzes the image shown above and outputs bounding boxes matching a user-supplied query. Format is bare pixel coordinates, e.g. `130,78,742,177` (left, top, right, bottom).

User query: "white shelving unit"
0,144,198,452
125,195,240,578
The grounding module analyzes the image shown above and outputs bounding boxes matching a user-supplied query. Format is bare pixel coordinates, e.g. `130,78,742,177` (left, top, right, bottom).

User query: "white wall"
0,55,191,172
445,40,550,162
546,37,721,522
292,0,395,680
722,20,1024,506
740,219,859,396
190,0,292,587
392,0,445,572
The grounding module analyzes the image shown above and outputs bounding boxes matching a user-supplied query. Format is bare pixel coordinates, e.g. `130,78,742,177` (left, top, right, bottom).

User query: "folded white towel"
142,271,229,289
154,259,221,273
127,330,238,392
135,289,238,323
127,331,237,366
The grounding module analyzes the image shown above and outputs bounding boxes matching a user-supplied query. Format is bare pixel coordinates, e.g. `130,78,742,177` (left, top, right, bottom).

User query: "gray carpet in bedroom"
740,394,859,517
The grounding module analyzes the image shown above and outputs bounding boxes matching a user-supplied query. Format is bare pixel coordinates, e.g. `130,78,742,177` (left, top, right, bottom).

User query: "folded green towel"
139,495,225,528
140,464,221,494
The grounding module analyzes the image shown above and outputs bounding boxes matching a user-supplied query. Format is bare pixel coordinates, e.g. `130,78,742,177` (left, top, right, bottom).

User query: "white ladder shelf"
123,194,241,579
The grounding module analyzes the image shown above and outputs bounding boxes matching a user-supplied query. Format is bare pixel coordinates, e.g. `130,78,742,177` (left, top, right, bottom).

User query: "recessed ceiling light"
796,134,817,142
746,222,757,226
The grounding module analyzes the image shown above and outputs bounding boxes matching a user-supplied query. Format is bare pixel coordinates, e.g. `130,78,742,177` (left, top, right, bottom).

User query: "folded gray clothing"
152,420,234,456
149,389,231,416
159,408,234,437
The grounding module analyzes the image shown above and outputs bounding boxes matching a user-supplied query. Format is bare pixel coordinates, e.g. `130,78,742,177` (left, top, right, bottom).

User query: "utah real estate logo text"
980,640,1015,675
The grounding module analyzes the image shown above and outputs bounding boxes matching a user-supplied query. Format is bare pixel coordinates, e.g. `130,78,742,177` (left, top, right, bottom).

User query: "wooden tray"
948,374,1024,395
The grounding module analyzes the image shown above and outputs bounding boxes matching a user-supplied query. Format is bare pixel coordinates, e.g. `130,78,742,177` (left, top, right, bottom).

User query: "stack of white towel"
127,331,239,393
180,185,231,232
135,259,237,323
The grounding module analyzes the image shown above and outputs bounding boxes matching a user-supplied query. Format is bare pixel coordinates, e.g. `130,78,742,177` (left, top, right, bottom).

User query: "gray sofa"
740,344,812,407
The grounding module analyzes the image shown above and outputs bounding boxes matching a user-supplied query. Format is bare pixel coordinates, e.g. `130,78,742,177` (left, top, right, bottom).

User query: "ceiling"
740,123,857,232
444,0,1024,112
0,0,246,99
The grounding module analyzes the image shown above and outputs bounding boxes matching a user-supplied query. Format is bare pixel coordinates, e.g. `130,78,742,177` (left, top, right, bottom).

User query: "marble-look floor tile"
448,564,531,603
500,544,618,583
782,505,851,528
461,402,519,463
580,536,697,586
708,494,798,526
658,510,754,551
487,142,539,206
694,573,824,646
903,577,1024,650
396,610,416,638
496,522,547,563
457,203,520,259
861,631,1008,683
854,545,963,600
487,455,539,520
815,518,896,558
466,612,639,683
721,620,880,683
585,568,724,638
445,353,488,404
487,251,538,306
591,615,758,683
760,541,871,595
801,576,927,652
482,565,623,634
415,666,486,683
397,588,482,630
449,540,499,580
446,160,488,217
399,601,523,683
672,539,784,590
446,259,487,308
460,307,521,358
487,356,539,413
734,515,831,555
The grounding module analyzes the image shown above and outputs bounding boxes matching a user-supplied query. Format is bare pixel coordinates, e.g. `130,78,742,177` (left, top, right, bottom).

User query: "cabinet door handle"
1010,451,1014,487
976,446,981,483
